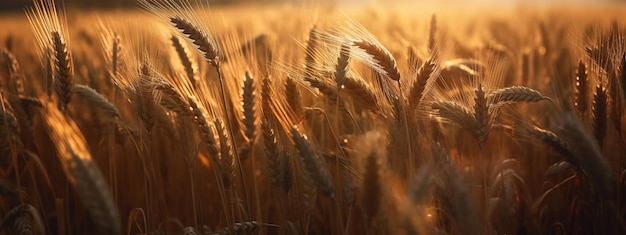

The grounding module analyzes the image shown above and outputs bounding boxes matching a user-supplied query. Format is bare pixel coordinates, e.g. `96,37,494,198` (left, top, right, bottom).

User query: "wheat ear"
592,84,607,147
353,40,401,82
42,101,121,235
292,126,335,198
171,35,197,88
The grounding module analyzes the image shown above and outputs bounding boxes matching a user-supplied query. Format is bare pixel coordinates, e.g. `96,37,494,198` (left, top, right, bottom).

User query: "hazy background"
0,0,623,12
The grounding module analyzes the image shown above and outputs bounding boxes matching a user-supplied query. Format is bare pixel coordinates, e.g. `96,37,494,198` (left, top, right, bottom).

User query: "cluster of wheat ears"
0,0,625,234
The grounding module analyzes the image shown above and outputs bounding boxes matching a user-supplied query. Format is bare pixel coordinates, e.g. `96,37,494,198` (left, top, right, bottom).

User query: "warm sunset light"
0,0,625,234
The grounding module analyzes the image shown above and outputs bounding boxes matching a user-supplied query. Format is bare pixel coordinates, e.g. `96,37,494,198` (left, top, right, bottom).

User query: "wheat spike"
292,126,335,198
72,85,120,119
215,117,235,189
242,71,256,142
41,101,121,235
473,83,490,148
353,40,401,82
431,100,476,131
52,31,73,112
1,50,24,95
335,42,351,90
212,221,260,235
284,77,302,118
489,86,551,105
171,35,197,88
170,16,220,65
592,84,607,147
409,57,437,108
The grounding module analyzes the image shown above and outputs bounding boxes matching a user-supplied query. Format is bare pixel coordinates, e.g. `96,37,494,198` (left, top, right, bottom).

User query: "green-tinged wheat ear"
242,71,256,142
215,117,235,189
353,40,401,82
592,84,607,147
170,16,220,66
335,42,350,90
42,102,121,235
284,77,302,118
1,50,24,95
488,86,551,105
361,151,383,220
575,60,588,115
72,85,119,119
409,57,437,108
292,126,335,198
52,31,73,112
171,35,197,88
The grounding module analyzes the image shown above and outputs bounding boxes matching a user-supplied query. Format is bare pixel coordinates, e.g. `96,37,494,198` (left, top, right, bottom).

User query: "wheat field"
0,0,625,234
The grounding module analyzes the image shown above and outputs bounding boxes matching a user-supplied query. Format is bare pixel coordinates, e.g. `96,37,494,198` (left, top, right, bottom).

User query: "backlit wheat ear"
431,100,476,132
26,0,73,111
139,0,222,66
353,40,401,83
171,35,197,88
215,118,235,189
473,83,490,148
72,85,120,119
41,101,121,235
1,50,24,95
575,60,588,114
409,57,437,108
592,84,607,147
242,71,256,142
488,86,551,105
284,77,302,118
334,42,351,90
52,31,73,111
292,126,335,198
